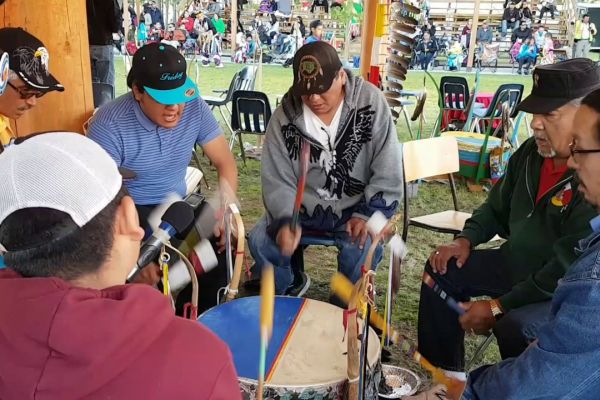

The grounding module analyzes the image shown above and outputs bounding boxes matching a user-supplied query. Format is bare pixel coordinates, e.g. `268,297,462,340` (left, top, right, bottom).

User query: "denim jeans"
90,45,115,92
501,20,519,37
248,215,384,294
462,229,600,399
418,249,550,371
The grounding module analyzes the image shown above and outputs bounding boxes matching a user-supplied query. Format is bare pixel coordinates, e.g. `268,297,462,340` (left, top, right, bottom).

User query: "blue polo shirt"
88,93,221,205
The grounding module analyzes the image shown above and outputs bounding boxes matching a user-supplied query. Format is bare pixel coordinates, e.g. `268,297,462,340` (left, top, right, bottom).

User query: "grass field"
114,58,534,385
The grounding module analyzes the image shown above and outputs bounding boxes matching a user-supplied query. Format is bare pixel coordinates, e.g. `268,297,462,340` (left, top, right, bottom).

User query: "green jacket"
458,138,596,311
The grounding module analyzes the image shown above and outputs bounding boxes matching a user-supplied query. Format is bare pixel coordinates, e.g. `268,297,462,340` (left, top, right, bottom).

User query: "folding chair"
204,66,258,136
401,136,471,243
231,90,272,165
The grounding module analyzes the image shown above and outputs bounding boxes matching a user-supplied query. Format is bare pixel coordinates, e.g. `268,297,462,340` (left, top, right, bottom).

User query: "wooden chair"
401,136,471,242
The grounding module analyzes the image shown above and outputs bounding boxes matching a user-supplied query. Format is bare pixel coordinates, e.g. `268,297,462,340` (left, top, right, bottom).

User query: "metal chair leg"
402,107,414,139
192,147,211,190
218,105,234,136
238,132,247,166
465,332,495,371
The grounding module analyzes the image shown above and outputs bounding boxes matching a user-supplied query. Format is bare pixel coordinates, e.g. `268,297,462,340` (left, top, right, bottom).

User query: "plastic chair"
469,84,524,134
231,90,272,165
401,136,472,242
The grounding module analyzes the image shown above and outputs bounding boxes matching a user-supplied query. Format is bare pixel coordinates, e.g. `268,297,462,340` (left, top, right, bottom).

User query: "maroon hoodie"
0,269,241,399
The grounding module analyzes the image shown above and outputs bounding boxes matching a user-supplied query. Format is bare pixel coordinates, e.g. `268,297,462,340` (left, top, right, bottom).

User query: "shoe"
524,69,530,75
285,271,310,297
216,63,224,68
517,69,522,74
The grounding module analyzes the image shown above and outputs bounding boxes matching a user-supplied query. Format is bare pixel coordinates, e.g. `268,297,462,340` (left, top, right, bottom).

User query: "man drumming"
248,42,402,296
88,43,237,312
418,58,600,378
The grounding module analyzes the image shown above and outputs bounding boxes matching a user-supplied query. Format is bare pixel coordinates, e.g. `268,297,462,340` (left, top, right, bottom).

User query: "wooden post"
231,0,238,57
0,0,94,135
466,0,480,70
123,0,131,48
360,0,378,80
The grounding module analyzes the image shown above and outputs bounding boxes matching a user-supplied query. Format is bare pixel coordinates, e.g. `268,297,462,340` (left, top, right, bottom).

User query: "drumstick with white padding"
291,140,311,231
257,264,275,400
422,271,465,316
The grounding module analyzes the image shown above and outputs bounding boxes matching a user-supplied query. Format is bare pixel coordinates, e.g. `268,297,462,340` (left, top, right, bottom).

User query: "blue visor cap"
144,77,200,105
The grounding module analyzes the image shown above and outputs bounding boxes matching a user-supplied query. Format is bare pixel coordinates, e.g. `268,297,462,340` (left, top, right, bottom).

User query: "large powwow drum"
199,296,382,399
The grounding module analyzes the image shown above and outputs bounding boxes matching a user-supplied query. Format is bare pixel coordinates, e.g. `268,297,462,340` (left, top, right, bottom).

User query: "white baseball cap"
0,132,122,237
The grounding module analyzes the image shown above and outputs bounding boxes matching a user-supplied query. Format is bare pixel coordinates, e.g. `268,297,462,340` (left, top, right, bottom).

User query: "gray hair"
7,69,18,82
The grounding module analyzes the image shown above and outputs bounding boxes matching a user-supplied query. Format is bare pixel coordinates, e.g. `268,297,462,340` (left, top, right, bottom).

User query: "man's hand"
429,238,471,274
214,222,227,253
131,262,162,286
346,217,371,249
459,300,496,335
276,224,302,256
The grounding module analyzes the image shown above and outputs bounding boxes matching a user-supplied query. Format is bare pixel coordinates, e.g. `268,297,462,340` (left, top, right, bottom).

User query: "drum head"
199,296,381,387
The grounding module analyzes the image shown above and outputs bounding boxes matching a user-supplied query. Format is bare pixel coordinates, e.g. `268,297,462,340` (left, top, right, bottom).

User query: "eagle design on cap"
14,46,50,85
534,72,540,88
298,55,323,90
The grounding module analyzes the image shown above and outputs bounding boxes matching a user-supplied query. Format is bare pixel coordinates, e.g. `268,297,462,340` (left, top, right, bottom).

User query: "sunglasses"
569,141,600,157
7,82,45,100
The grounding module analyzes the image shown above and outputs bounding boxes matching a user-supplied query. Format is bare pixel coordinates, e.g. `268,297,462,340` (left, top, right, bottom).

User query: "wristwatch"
489,299,504,321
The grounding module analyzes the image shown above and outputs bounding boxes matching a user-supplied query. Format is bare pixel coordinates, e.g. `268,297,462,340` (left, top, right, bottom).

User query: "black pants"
136,202,229,316
517,57,534,71
417,249,547,371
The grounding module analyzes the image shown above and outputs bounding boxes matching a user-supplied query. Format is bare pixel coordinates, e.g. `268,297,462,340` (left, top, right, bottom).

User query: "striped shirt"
88,93,221,205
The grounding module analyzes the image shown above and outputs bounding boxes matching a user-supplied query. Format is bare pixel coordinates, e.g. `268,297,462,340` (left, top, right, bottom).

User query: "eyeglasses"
569,141,600,158
7,82,45,100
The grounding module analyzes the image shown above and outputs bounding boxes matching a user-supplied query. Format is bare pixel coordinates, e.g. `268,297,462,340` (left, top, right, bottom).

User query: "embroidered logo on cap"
298,55,323,91
185,88,196,97
160,72,183,81
534,73,540,88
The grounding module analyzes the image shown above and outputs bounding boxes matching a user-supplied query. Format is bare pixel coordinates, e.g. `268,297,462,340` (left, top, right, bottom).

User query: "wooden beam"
466,0,481,71
360,0,378,80
231,0,238,56
0,0,94,135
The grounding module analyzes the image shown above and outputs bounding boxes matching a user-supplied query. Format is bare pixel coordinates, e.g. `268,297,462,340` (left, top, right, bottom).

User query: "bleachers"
427,0,577,68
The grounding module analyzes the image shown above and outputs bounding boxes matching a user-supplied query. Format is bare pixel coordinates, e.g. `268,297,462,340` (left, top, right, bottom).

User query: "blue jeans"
418,249,550,371
501,20,519,37
248,215,384,294
90,45,115,89
462,230,600,399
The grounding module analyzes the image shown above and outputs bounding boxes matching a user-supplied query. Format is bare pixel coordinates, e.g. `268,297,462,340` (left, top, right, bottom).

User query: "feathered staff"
331,273,463,394
257,264,275,400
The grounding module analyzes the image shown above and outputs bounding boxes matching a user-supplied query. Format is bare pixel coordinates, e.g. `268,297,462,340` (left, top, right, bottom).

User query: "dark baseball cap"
517,58,600,114
0,27,64,93
127,43,199,105
292,41,343,96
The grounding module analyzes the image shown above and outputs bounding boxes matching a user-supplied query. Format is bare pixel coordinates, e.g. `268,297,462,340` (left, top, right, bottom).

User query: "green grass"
114,58,533,386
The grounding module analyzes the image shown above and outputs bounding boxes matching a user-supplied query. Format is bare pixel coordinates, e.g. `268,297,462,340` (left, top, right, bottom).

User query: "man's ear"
115,195,145,242
132,84,144,102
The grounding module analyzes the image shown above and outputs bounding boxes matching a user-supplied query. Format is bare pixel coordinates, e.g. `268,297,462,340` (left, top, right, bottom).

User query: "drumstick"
331,273,461,390
225,204,245,302
257,264,275,400
422,271,465,316
291,140,310,231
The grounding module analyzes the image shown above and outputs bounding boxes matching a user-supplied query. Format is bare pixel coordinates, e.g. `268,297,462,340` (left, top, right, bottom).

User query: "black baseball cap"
292,41,343,96
517,58,600,114
0,28,64,93
127,43,199,104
